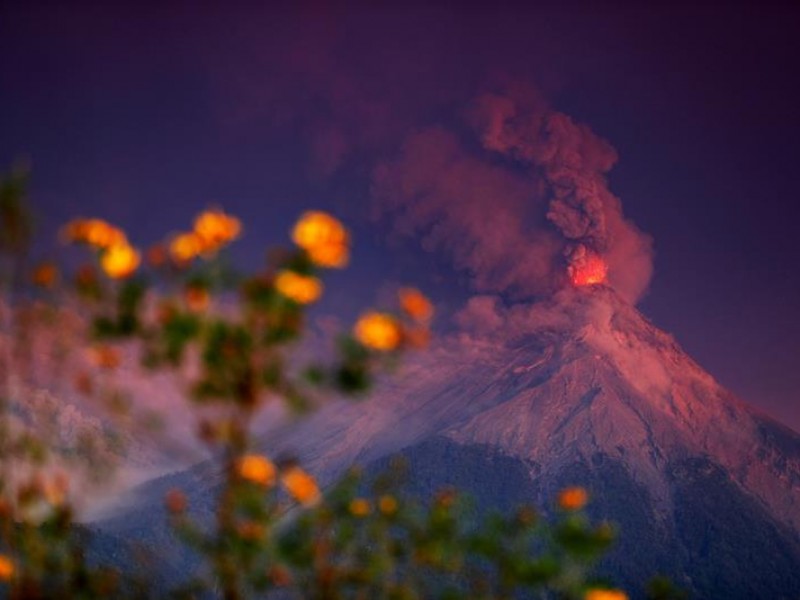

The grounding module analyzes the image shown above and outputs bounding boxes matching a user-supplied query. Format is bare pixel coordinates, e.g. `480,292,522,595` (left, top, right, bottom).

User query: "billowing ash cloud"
373,84,653,304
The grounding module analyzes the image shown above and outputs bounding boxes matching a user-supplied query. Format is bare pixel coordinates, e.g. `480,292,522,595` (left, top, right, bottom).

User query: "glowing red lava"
569,255,608,286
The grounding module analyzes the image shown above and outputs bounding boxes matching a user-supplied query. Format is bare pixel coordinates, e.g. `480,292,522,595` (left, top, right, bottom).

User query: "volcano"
101,286,800,598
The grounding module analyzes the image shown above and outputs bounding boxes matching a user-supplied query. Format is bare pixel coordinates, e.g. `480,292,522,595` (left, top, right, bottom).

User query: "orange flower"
76,264,97,287
62,218,127,249
101,243,140,279
378,495,398,515
585,589,628,600
31,262,58,288
403,326,431,349
165,488,187,514
87,345,121,370
398,288,434,322
146,243,167,267
274,270,323,304
236,520,266,541
0,554,14,581
236,454,276,487
306,242,349,269
281,465,321,506
557,486,589,511
193,209,241,250
74,371,93,395
354,312,402,351
43,473,68,506
291,211,350,268
169,232,205,264
268,565,293,587
184,285,210,312
349,498,372,517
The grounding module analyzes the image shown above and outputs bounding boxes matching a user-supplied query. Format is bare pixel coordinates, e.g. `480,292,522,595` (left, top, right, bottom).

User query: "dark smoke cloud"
373,84,654,304
373,127,562,298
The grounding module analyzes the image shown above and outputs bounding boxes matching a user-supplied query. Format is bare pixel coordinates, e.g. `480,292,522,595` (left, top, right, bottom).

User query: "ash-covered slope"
100,286,800,598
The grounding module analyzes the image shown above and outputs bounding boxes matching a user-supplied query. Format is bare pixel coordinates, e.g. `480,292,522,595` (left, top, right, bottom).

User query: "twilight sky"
1,3,800,430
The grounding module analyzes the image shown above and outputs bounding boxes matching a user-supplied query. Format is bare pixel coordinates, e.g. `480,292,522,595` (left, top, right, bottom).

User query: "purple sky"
1,3,800,429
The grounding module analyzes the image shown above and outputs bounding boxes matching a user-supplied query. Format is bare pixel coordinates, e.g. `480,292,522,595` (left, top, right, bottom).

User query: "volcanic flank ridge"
101,286,800,599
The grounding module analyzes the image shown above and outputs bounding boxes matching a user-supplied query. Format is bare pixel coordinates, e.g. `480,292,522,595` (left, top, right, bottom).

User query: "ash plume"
373,84,653,304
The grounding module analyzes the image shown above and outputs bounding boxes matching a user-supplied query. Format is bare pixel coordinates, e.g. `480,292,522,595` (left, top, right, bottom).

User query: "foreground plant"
0,166,651,599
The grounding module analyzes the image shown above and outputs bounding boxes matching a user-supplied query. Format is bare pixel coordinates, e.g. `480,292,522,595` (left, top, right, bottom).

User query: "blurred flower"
74,371,93,395
378,495,398,515
516,506,537,526
194,209,241,249
403,326,431,349
43,473,68,506
585,589,628,600
87,345,121,370
31,261,58,288
349,498,372,517
354,312,402,351
398,287,433,322
268,565,293,587
236,454,276,487
101,243,140,279
558,486,588,511
0,555,14,581
281,465,321,506
184,285,210,312
291,211,349,268
146,243,167,267
169,232,205,264
274,270,323,304
236,520,265,542
62,218,126,249
434,488,457,508
76,264,97,287
165,489,187,514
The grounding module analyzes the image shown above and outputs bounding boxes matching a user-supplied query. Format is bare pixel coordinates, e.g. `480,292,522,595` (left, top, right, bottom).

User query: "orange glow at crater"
569,255,609,286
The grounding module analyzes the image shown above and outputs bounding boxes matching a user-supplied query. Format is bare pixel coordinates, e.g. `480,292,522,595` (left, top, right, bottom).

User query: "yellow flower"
281,465,321,506
100,243,140,279
62,218,127,249
236,454,276,487
31,262,58,288
378,495,398,515
398,288,434,322
193,209,241,250
585,589,628,600
0,554,14,581
169,232,205,264
349,498,372,517
354,312,402,351
291,211,350,268
558,486,589,511
274,270,323,304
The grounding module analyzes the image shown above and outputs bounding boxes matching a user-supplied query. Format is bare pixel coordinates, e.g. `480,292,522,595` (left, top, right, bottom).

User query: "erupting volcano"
569,253,609,286
103,287,800,599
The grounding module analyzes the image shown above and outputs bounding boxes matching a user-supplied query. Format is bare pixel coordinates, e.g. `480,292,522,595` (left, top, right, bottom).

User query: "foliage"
0,167,657,599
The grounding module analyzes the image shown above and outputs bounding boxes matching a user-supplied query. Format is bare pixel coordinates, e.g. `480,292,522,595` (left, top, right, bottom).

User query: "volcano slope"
101,287,800,599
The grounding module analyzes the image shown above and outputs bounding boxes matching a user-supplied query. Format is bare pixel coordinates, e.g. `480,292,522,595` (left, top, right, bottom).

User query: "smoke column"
373,84,653,304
